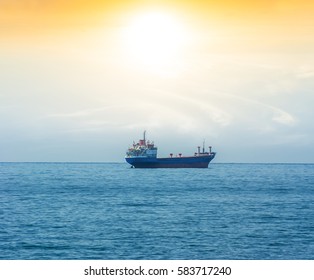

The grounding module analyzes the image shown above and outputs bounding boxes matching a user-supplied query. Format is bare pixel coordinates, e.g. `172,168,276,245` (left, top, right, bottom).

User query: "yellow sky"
2,0,314,34
1,0,313,56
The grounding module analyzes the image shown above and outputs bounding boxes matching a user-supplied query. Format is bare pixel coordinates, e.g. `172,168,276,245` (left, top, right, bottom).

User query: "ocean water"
0,162,313,260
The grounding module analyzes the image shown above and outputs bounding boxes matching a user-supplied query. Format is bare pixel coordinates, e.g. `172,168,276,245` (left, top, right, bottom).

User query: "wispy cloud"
270,106,296,125
297,70,314,79
47,106,112,118
213,91,297,126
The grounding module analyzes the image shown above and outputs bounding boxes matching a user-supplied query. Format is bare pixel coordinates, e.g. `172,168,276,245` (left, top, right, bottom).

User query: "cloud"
270,106,296,125
47,106,111,118
206,90,297,127
297,70,314,79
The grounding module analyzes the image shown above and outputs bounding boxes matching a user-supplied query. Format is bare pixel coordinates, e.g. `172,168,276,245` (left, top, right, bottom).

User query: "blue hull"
125,153,216,168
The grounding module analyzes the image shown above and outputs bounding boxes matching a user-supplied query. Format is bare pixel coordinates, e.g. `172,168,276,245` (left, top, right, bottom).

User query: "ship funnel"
197,146,200,155
209,146,212,153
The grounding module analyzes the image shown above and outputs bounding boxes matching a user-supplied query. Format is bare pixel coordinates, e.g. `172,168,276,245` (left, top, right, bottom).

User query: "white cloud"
271,107,296,126
47,106,114,118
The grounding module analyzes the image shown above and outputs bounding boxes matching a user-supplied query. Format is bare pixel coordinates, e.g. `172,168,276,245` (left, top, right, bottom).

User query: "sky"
1,0,314,163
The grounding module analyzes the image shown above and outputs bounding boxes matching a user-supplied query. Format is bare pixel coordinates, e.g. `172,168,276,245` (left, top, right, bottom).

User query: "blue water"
0,162,313,260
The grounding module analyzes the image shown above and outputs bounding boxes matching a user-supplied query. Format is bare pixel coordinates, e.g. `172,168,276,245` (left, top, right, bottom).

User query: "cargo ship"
125,132,216,168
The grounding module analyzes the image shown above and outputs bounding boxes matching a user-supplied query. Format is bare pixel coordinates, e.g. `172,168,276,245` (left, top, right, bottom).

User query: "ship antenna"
203,139,205,153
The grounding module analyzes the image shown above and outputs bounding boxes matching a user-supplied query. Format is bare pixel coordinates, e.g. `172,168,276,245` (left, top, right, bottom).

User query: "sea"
0,162,313,260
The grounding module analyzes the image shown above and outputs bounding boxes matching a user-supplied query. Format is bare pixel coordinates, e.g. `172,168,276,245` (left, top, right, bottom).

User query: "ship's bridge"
126,136,157,158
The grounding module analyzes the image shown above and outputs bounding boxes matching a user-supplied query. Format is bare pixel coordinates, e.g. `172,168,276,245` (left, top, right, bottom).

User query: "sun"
123,10,187,71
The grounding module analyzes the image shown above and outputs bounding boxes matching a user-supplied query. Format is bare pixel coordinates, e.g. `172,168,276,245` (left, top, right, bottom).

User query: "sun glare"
124,10,187,72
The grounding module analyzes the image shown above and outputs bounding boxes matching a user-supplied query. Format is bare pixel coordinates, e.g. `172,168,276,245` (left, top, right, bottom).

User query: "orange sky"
2,0,314,35
1,0,313,56
0,1,119,35
0,0,313,67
